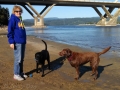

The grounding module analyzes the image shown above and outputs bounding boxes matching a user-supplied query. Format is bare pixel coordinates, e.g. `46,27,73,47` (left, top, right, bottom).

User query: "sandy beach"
0,29,120,90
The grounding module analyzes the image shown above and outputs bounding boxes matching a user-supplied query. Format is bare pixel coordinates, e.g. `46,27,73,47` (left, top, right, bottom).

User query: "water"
26,25,120,56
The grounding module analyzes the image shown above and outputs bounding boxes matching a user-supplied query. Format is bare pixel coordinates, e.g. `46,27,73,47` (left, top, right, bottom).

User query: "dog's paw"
90,72,95,76
74,77,78,80
41,74,45,77
93,77,97,81
90,73,94,76
36,71,39,73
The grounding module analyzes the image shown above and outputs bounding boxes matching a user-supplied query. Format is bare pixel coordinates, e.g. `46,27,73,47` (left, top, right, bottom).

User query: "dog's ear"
66,49,72,56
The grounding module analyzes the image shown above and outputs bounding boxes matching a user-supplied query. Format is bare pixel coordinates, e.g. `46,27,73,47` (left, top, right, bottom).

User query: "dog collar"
67,54,73,61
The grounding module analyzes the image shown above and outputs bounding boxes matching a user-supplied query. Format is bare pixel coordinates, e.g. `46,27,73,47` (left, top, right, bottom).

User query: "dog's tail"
98,46,111,56
42,40,47,50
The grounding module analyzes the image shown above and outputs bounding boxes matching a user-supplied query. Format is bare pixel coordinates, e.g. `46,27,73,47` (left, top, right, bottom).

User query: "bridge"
1,0,120,27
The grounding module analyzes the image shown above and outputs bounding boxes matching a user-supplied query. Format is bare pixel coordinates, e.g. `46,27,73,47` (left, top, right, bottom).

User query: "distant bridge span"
1,0,120,7
1,0,120,26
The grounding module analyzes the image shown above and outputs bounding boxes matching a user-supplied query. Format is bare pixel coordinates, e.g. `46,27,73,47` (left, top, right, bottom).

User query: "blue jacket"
7,14,26,44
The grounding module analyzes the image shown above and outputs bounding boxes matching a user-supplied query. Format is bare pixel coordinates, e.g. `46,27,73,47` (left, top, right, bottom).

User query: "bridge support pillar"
25,2,55,28
96,18,106,26
93,6,106,26
94,5,120,26
21,5,35,18
102,5,112,18
106,8,120,26
34,17,38,26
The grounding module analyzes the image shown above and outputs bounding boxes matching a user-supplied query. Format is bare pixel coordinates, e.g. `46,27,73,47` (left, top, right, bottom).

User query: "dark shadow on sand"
25,57,66,77
50,57,66,70
79,64,113,79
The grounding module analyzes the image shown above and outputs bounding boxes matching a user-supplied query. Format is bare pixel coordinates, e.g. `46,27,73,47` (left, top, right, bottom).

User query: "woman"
7,5,27,81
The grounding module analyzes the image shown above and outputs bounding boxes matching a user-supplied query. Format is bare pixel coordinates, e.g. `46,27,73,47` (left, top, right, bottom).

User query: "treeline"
23,17,100,26
44,17,100,26
23,17,120,26
0,5,9,26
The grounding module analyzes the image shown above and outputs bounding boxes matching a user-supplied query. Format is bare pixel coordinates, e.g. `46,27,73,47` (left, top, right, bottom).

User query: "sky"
1,0,120,20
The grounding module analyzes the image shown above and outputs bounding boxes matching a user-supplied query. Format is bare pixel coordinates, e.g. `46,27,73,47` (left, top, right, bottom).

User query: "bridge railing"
65,0,118,3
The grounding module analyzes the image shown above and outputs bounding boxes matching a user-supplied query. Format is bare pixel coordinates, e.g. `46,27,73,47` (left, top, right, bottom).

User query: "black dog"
35,40,50,77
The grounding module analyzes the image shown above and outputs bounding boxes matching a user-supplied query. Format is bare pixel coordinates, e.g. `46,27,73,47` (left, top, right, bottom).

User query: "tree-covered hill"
23,17,120,26
23,17,100,26
0,5,9,26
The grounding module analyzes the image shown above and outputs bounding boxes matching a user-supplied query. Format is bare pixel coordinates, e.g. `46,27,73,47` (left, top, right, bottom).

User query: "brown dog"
59,47,111,80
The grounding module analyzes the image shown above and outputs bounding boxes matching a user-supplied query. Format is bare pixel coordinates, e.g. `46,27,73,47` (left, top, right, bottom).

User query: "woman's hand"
10,44,14,49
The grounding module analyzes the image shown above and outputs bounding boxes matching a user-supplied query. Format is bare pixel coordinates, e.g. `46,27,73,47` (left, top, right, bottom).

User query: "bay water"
26,25,120,57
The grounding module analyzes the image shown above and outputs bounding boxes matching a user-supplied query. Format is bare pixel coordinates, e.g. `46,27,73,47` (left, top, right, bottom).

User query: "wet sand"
0,29,120,90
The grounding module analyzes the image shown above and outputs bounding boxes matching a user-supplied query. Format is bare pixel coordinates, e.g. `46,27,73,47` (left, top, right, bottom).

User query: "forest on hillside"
23,17,120,26
0,5,9,27
23,17,100,26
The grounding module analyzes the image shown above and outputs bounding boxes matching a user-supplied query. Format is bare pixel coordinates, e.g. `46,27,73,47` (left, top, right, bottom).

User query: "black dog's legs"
41,64,45,77
36,62,39,73
47,58,51,70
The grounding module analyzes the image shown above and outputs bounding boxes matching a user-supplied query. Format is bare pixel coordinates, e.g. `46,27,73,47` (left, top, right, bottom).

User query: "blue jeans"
14,44,26,75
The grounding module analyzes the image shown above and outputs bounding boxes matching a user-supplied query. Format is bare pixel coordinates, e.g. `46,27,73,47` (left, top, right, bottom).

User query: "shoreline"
26,25,120,58
0,29,120,90
29,35,120,58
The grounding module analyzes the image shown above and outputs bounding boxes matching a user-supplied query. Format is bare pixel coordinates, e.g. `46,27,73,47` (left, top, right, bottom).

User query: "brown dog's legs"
90,58,100,80
94,69,98,80
94,58,100,80
90,62,95,76
91,64,99,80
74,66,80,80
